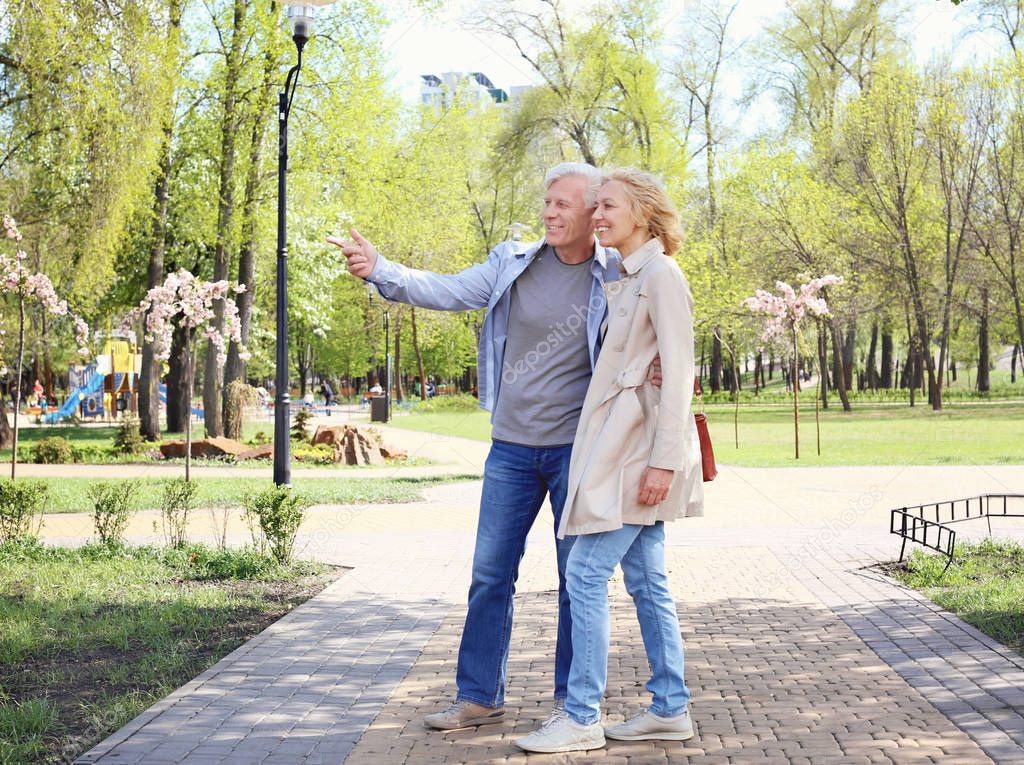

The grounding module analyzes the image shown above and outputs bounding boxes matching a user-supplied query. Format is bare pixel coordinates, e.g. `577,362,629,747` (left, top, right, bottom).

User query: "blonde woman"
517,169,703,753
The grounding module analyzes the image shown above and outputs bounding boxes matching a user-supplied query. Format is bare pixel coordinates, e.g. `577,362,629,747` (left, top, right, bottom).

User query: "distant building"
420,72,510,109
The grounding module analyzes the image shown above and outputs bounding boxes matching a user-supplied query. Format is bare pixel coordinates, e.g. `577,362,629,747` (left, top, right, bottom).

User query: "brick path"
68,458,1024,765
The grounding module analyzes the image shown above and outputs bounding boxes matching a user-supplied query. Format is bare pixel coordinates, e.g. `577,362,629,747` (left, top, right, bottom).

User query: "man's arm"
327,228,496,311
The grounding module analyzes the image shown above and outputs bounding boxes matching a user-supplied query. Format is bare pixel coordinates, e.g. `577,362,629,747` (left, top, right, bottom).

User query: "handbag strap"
693,377,705,416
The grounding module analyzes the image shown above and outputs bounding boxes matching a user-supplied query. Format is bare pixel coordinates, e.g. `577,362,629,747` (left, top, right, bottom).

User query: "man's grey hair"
544,162,602,206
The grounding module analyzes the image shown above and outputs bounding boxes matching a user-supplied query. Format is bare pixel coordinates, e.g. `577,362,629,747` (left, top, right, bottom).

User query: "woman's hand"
638,467,674,506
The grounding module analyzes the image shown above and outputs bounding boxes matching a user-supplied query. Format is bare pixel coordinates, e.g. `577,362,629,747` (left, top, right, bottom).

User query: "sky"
375,0,1002,112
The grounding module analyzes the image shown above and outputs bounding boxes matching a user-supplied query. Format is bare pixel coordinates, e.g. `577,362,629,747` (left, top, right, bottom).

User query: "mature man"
328,162,653,729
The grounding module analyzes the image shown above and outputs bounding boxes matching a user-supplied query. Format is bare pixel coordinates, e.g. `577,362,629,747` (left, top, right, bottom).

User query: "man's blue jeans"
455,440,575,708
564,522,690,725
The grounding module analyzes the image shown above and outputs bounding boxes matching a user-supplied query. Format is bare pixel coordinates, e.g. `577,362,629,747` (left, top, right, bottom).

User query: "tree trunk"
0,394,12,450
203,0,247,438
827,317,851,411
817,319,829,410
880,328,894,388
842,318,856,392
792,326,800,460
41,313,53,401
978,286,990,392
166,323,190,433
411,307,427,401
139,0,181,442
10,296,25,479
393,315,404,402
865,321,878,390
709,332,723,392
223,1,275,415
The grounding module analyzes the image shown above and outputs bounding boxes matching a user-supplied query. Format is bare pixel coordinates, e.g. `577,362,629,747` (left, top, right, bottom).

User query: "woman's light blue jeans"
564,521,690,725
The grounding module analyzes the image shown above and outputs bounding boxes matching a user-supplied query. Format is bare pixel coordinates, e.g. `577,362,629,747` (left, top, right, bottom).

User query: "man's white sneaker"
604,707,695,741
423,699,504,730
515,710,606,753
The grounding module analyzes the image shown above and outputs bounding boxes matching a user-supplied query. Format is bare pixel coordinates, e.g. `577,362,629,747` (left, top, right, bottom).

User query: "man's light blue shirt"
366,238,622,414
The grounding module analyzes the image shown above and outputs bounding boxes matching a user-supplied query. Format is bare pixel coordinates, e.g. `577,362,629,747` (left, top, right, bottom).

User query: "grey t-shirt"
490,246,595,446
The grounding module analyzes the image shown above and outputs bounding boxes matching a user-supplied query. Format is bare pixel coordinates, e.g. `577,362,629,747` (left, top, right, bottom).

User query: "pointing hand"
326,227,379,279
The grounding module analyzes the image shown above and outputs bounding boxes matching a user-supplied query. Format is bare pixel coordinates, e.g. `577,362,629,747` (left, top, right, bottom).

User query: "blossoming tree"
3,216,90,479
124,269,247,481
743,273,844,459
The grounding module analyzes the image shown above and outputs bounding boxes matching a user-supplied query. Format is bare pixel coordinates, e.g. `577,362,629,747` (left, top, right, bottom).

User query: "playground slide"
158,383,205,419
43,368,105,424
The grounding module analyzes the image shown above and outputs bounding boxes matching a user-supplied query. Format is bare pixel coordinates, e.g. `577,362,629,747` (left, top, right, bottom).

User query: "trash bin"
370,396,389,423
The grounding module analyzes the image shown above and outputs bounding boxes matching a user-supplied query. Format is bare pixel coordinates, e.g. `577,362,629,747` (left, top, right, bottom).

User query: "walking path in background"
56,437,1024,764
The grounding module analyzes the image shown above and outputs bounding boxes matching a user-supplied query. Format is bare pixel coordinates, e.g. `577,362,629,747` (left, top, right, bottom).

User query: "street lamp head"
285,2,334,47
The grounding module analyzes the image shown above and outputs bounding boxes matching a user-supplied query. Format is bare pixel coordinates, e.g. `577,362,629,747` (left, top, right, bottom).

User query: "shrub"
414,393,480,413
160,478,198,548
31,437,74,464
112,416,147,455
0,481,49,542
87,480,140,546
243,486,311,564
291,407,313,443
251,430,270,446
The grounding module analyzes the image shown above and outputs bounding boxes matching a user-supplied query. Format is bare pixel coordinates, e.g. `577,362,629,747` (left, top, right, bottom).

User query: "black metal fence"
890,494,1024,574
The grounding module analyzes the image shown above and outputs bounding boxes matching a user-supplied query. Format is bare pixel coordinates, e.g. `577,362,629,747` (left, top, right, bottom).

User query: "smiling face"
593,180,649,255
542,175,596,252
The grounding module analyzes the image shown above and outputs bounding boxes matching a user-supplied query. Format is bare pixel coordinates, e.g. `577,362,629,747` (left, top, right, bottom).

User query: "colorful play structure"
44,333,142,424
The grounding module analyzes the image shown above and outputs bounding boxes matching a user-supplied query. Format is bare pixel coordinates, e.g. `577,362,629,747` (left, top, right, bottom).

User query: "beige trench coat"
558,238,704,538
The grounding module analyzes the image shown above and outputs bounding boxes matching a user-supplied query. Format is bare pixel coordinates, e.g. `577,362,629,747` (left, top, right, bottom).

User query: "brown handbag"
693,378,717,482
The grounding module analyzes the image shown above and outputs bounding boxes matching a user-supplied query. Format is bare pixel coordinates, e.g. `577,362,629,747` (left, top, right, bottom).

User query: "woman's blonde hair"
599,168,683,256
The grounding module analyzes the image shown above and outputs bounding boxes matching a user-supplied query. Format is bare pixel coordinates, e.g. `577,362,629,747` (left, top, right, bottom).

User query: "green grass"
0,474,480,515
0,539,338,763
885,538,1024,656
386,403,1024,467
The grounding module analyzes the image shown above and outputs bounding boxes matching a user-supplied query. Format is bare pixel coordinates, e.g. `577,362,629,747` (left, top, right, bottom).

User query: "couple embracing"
328,162,703,754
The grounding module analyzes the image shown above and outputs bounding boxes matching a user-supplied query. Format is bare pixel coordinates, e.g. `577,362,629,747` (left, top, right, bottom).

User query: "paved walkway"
61,441,1024,764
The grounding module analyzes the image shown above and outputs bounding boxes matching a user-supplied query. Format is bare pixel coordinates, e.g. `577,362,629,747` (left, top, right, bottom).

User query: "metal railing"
890,494,1024,575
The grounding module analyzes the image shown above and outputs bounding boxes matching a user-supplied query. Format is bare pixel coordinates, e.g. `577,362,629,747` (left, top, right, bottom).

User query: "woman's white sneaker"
604,707,694,741
515,710,606,753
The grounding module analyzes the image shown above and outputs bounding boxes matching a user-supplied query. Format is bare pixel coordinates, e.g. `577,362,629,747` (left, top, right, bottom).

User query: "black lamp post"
275,2,333,487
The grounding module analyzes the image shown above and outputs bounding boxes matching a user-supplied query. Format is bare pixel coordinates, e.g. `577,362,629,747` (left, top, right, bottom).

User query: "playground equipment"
44,333,141,424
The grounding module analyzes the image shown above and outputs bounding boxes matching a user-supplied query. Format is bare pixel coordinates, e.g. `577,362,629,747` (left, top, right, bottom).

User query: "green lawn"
884,538,1024,656
2,474,480,514
0,541,338,763
387,403,1024,467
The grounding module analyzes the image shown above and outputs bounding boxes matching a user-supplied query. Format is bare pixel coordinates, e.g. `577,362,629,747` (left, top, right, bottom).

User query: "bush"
243,486,311,564
291,408,313,443
31,437,74,464
414,393,480,413
71,444,113,463
87,480,140,547
251,430,270,446
160,478,198,548
0,481,49,542
292,443,335,465
112,416,147,455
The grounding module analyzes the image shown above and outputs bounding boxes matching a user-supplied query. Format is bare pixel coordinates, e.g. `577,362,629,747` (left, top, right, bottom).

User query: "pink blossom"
125,269,249,369
744,273,845,345
1,215,91,362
